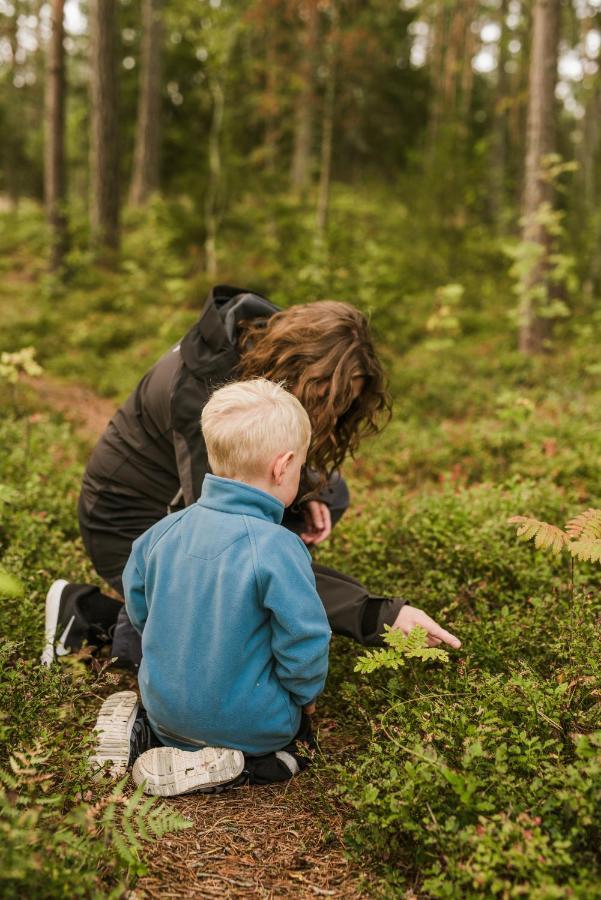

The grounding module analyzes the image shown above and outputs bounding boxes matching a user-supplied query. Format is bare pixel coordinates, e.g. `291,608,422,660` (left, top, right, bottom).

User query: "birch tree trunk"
519,0,560,354
89,0,120,254
290,0,319,194
44,0,68,270
129,0,162,206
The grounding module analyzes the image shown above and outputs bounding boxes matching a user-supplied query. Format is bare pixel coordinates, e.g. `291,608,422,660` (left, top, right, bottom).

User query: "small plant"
0,745,192,894
354,625,449,674
424,283,464,351
509,508,601,563
0,347,43,384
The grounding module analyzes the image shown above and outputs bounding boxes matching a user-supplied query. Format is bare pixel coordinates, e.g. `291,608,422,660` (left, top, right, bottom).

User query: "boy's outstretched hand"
392,605,461,649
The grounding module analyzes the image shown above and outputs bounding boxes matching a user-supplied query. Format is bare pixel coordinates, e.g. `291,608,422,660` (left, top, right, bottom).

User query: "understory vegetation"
1,200,601,896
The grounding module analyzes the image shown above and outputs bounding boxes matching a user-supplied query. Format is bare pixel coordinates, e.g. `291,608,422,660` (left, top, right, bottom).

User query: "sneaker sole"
40,579,69,667
90,691,139,777
132,746,245,797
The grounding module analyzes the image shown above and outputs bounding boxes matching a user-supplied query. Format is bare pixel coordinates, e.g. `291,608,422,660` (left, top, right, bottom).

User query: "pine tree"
89,0,120,254
44,0,68,270
129,0,163,206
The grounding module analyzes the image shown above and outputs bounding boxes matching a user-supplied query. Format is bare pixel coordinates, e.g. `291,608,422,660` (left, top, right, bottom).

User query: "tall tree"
490,0,510,228
3,1,22,207
205,76,225,279
519,0,560,354
290,0,320,194
316,2,338,238
129,0,163,206
89,0,120,253
44,0,67,269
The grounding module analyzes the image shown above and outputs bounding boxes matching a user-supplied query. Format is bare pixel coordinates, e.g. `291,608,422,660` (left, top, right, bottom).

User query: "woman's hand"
392,604,461,649
300,501,332,546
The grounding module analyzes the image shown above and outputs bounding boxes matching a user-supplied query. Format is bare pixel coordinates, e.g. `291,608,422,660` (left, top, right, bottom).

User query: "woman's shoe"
132,745,245,796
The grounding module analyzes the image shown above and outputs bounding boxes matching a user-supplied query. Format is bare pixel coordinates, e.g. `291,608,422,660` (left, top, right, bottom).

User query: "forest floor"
27,373,379,900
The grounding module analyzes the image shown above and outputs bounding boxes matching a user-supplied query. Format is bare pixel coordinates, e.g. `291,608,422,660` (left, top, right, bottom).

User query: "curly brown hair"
236,301,391,482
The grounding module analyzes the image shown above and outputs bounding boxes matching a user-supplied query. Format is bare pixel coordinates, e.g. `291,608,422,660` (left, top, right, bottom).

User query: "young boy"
91,379,331,795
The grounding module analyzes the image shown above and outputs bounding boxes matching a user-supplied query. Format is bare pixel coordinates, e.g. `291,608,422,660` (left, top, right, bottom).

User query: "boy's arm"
123,550,148,636
257,532,331,708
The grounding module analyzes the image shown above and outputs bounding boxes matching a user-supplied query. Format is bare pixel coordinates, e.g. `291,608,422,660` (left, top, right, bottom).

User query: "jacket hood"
180,284,279,377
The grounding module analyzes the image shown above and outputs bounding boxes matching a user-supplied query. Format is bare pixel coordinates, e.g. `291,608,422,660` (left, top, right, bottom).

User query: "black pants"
78,476,404,668
134,708,316,787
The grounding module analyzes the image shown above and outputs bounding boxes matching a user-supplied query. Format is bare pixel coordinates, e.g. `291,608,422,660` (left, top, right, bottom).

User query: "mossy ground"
1,199,601,896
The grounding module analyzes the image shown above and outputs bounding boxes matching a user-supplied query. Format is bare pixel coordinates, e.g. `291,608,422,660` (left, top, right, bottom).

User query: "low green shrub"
0,406,190,895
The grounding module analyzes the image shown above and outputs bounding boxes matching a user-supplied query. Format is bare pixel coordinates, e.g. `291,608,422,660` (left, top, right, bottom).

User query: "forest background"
2,0,601,897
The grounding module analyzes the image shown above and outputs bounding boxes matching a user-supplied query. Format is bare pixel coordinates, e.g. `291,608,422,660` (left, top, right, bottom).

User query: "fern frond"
354,648,407,674
355,625,448,674
134,796,156,842
146,805,192,838
0,768,18,790
565,508,601,541
508,516,569,554
568,539,601,563
97,779,192,863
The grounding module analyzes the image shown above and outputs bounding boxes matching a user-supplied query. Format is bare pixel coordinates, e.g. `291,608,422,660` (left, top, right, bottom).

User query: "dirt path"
31,374,376,899
25,374,116,440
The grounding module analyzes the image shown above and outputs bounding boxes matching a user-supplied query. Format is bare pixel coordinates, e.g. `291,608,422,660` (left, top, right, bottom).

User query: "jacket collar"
180,284,279,377
198,474,284,525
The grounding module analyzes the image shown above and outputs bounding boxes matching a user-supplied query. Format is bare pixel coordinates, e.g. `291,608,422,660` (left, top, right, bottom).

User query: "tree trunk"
89,0,120,254
490,0,509,227
129,0,163,206
519,0,560,354
290,0,319,194
205,79,225,279
44,0,68,270
316,5,338,238
263,37,280,174
4,1,22,208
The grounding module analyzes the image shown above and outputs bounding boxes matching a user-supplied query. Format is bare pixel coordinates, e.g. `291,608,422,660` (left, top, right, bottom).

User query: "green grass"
1,197,601,896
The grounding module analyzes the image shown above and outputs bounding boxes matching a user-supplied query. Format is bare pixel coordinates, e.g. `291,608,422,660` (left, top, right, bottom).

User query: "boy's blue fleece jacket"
123,474,331,754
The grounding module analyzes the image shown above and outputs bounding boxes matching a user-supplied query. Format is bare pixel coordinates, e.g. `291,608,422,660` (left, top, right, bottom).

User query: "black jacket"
79,285,278,540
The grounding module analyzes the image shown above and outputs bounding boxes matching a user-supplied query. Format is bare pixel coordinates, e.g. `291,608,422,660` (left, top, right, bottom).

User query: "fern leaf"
569,539,601,563
508,516,568,554
355,625,448,674
565,508,601,541
147,805,193,838
135,796,157,842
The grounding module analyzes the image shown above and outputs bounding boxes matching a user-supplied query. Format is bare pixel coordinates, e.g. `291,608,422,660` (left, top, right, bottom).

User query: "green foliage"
0,346,43,384
329,589,601,899
355,625,448,674
0,407,190,895
0,746,191,897
505,157,579,345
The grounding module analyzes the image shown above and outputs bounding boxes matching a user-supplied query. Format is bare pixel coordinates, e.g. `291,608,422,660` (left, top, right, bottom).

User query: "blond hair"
201,379,311,479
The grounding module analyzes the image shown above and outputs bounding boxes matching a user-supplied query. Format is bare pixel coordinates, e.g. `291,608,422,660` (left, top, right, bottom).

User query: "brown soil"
31,375,377,899
24,374,115,440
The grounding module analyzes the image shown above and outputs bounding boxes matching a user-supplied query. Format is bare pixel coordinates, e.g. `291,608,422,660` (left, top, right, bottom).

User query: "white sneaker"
40,579,70,666
132,745,245,796
90,691,139,777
